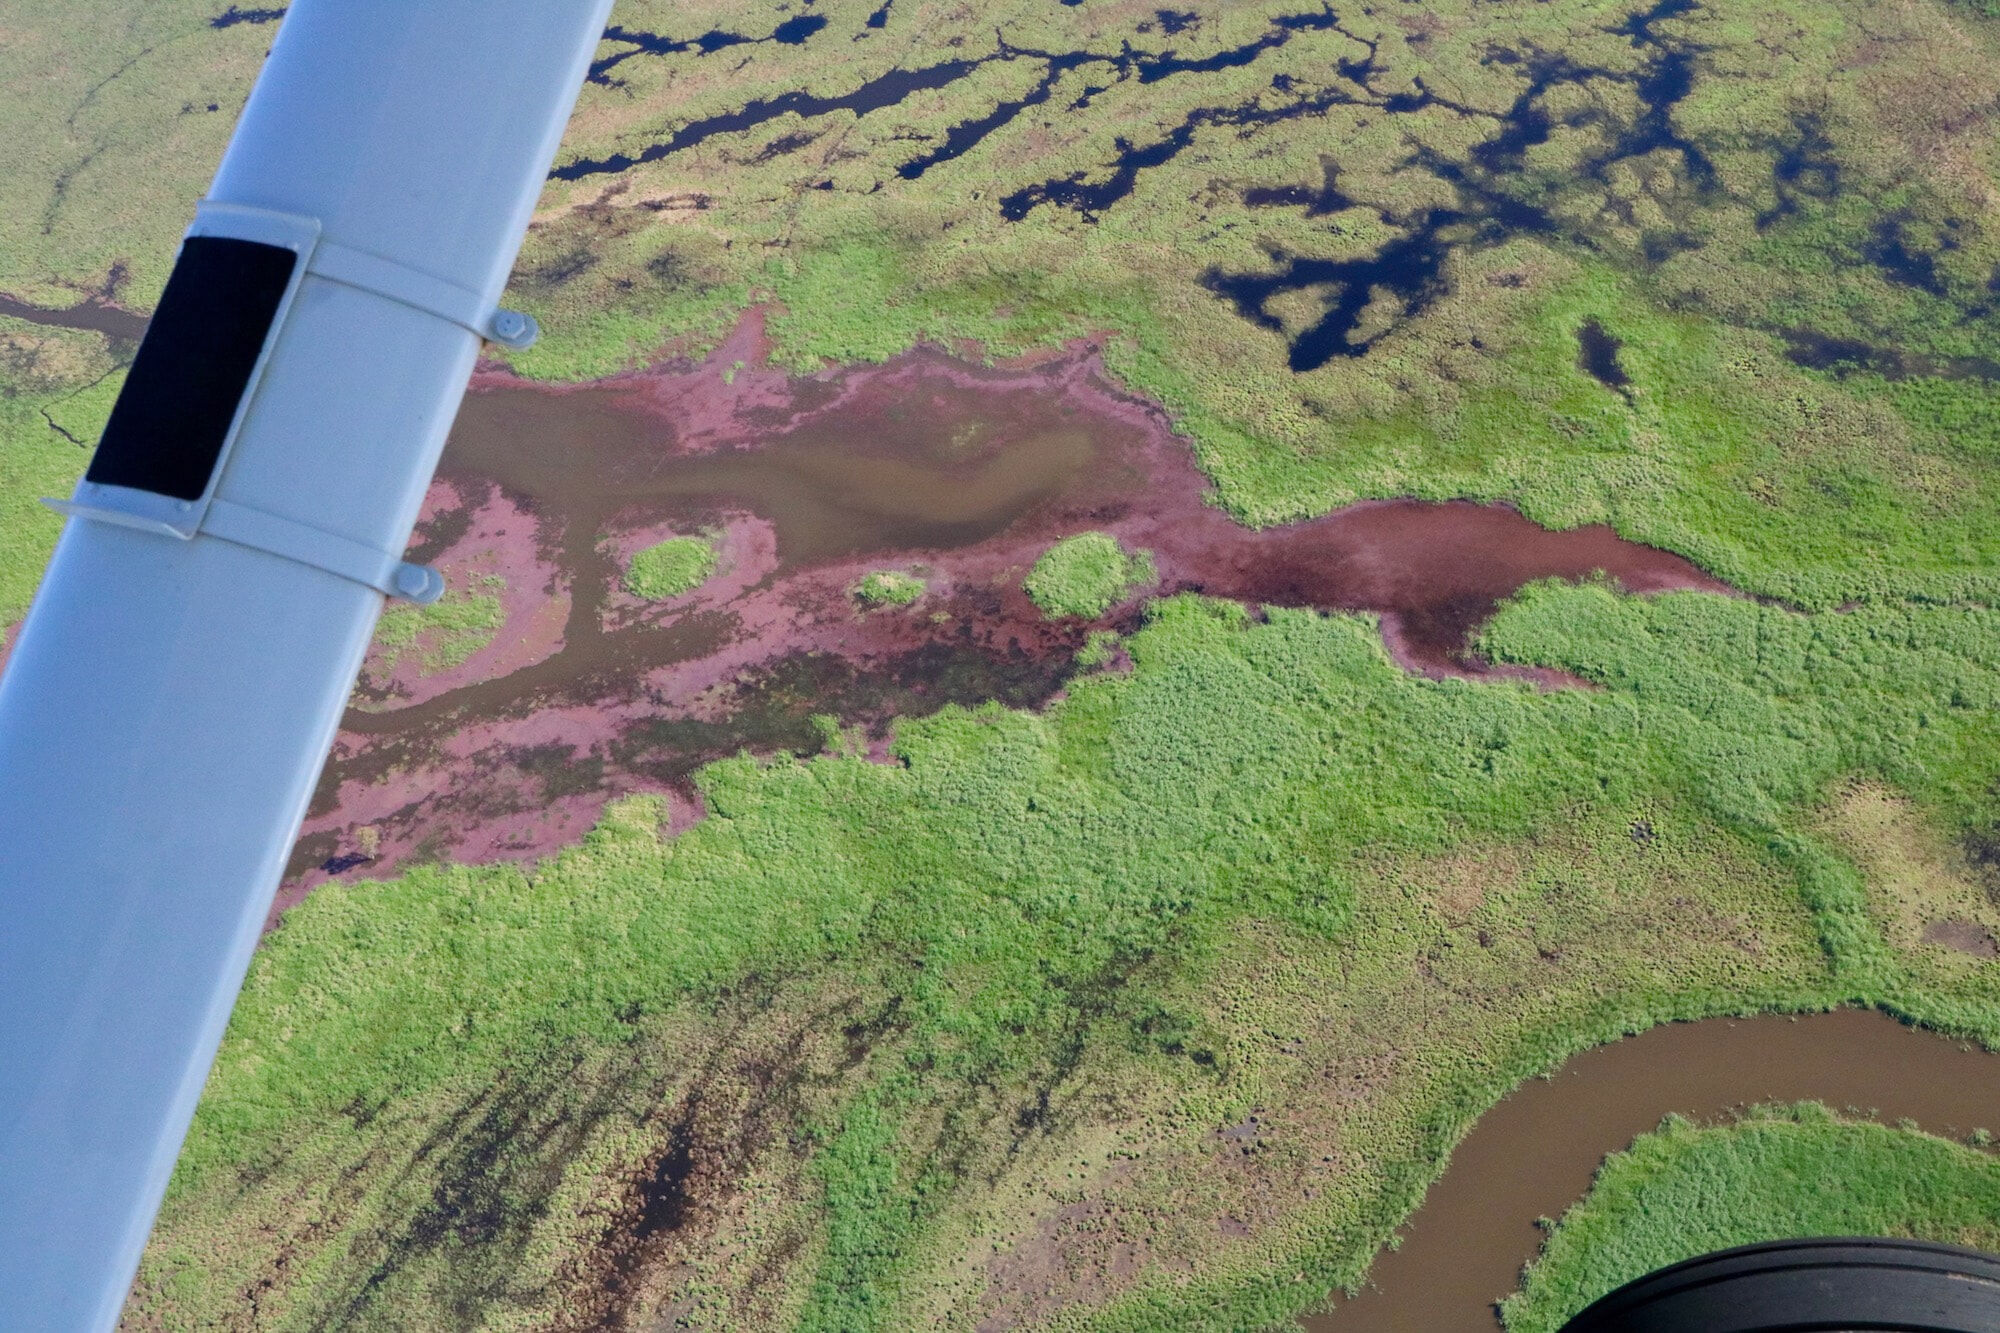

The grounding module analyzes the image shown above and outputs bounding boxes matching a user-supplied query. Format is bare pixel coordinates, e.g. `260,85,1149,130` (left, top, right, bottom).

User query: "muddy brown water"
423,348,1723,707
1298,1008,2000,1333
0,291,148,347
282,323,1735,905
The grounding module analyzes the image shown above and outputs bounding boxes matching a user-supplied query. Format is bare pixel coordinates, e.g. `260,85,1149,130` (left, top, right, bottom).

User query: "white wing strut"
0,2,613,1326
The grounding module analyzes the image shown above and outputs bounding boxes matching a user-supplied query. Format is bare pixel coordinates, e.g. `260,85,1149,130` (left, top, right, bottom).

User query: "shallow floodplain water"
0,290,147,346
1299,1008,2000,1332
283,327,1732,902
8,294,1985,1333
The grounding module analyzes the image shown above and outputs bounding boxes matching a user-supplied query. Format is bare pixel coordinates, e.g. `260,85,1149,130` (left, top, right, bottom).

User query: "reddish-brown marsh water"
1300,1008,2000,1333
280,315,1732,915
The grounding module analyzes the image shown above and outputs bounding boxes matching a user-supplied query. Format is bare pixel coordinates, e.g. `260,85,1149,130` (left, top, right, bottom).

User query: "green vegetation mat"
3,0,2000,1327
369,575,506,676
1025,532,1158,619
1503,1104,2000,1332
855,569,926,607
132,589,2000,1329
624,534,718,599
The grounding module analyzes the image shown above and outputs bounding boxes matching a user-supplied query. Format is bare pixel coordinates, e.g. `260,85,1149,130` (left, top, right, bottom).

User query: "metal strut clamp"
306,237,539,350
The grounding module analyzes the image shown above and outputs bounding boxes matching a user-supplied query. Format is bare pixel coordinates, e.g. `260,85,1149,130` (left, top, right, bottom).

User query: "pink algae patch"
351,482,569,711
275,312,1735,924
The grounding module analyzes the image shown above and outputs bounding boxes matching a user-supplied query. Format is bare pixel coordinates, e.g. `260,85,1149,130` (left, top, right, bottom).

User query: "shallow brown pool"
280,312,1733,914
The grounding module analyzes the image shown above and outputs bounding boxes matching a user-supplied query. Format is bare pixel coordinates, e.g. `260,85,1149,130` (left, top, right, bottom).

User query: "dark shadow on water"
1756,112,1840,231
1243,156,1354,216
0,290,148,349
589,16,830,88
1781,327,2000,382
1186,0,1713,371
568,4,1376,185
1864,215,1951,298
554,59,978,179
1203,210,1521,370
897,9,1365,184
897,47,1102,182
208,5,284,28
1576,319,1630,390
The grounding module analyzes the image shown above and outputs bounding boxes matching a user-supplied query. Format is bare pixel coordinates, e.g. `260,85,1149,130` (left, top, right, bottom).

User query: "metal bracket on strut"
44,496,447,604
305,238,539,350
39,199,544,604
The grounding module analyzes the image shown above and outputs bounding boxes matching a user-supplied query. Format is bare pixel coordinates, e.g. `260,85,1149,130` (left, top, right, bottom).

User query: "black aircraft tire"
1558,1237,2000,1333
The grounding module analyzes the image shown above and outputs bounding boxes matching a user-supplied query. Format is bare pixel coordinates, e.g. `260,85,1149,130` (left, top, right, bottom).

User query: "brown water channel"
0,290,148,348
281,314,1732,911
1299,1008,2000,1333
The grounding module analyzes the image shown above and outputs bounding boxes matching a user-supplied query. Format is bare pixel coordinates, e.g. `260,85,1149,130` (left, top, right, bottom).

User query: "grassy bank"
126,586,2000,1329
1503,1104,2000,1332
0,0,1996,1328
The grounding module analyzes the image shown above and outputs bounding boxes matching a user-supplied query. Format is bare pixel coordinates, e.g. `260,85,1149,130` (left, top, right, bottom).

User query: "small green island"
623,535,718,600
1024,532,1156,619
370,574,505,676
853,569,926,607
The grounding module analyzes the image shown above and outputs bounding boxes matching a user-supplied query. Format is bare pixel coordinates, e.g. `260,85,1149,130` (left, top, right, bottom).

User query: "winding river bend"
1299,1008,2000,1332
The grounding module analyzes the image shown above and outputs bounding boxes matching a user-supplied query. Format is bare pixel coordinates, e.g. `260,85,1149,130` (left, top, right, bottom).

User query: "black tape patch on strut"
85,236,298,502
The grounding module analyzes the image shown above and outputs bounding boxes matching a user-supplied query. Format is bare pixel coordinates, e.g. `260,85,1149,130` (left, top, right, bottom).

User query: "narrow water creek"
0,290,147,347
1299,1008,2000,1332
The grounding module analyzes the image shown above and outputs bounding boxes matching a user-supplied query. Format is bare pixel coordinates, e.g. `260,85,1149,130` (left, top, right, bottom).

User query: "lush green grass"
623,534,718,599
0,3,262,310
368,575,505,676
1,0,1998,1327
128,585,2000,1329
1024,532,1156,619
9,0,2000,623
500,0,2000,617
854,569,926,607
0,318,121,630
0,390,85,632
1504,1104,2000,1332
9,0,1993,618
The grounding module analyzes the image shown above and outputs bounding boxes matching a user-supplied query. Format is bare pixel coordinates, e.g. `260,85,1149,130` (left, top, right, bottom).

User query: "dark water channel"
1299,1009,2000,1332
0,291,147,348
433,351,1728,696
